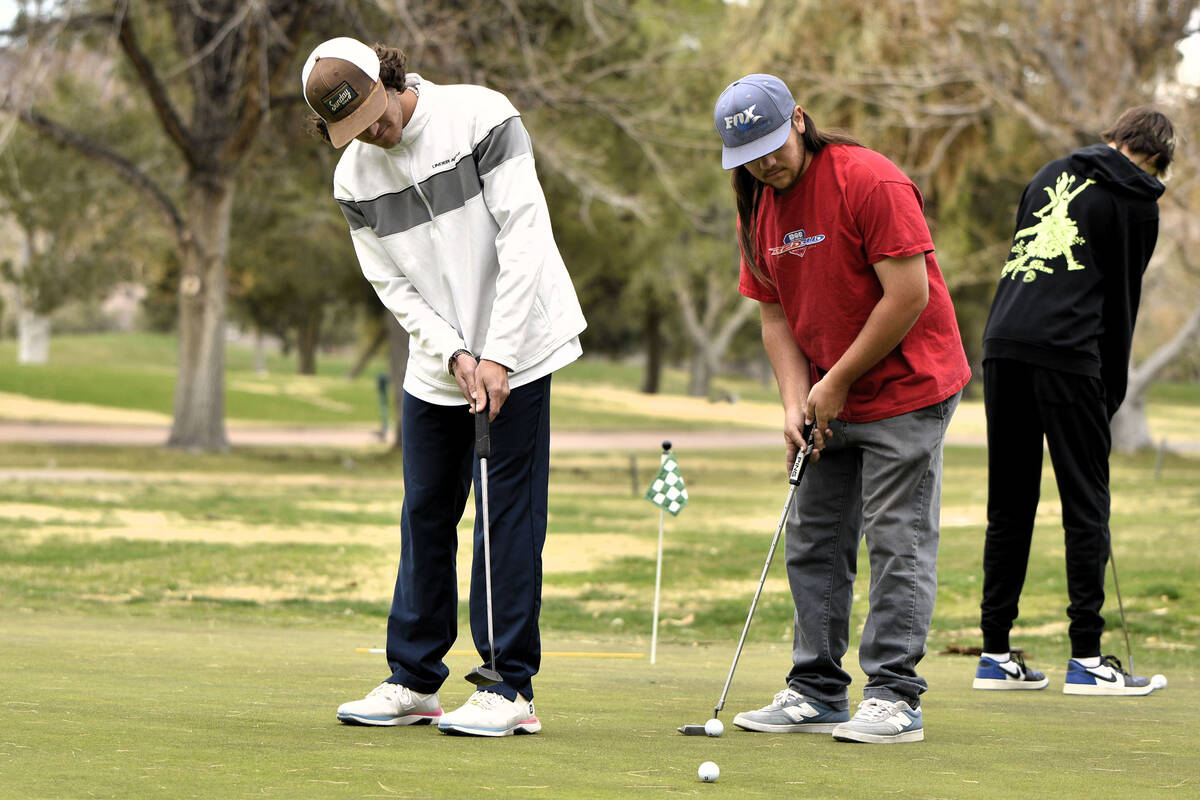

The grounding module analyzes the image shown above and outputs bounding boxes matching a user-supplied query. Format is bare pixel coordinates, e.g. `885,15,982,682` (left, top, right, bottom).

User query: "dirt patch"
553,384,779,427
226,378,354,413
1,494,655,604
0,391,171,425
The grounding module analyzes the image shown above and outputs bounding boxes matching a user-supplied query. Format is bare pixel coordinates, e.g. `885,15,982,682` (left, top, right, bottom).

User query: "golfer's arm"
822,254,928,390
760,302,809,409
479,125,546,371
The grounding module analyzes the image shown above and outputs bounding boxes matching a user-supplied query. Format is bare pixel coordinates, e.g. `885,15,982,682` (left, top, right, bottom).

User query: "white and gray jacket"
333,75,586,405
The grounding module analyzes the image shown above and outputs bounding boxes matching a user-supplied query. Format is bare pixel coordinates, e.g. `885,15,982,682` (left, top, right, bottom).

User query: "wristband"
448,349,471,376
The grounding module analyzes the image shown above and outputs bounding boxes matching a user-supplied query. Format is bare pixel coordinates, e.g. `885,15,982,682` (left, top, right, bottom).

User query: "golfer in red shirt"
714,74,971,744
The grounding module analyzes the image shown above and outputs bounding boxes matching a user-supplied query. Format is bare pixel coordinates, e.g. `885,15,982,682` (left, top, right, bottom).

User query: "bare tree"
0,45,158,363
1111,166,1200,451
664,243,757,396
373,1,754,397
4,2,321,450
724,0,1200,440
951,0,1200,450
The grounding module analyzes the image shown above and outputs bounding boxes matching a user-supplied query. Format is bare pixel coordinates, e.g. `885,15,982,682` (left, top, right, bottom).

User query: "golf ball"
704,718,724,737
1151,673,1167,689
698,761,719,783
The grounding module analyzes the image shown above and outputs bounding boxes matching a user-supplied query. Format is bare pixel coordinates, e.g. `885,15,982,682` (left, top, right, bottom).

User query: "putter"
1108,541,1136,677
465,397,503,688
679,424,816,735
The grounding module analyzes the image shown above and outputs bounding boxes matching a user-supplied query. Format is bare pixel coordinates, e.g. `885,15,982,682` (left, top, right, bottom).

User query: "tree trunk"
640,302,662,394
253,328,268,375
385,312,409,452
687,351,712,397
1111,303,1200,453
17,308,50,364
1110,391,1153,453
167,178,233,451
665,265,757,398
14,225,49,364
297,311,320,375
347,324,387,380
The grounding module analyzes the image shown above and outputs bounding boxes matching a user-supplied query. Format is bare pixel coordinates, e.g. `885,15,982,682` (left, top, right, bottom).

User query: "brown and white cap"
301,37,388,148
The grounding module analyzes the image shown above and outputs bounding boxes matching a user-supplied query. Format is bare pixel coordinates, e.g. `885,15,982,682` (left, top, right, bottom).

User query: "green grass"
1,333,1198,797
0,332,780,427
1149,380,1200,404
0,443,1197,666
5,332,1198,438
3,613,1197,800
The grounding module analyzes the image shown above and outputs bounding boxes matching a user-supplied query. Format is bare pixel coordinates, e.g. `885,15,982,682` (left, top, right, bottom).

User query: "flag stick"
651,505,665,664
650,440,670,664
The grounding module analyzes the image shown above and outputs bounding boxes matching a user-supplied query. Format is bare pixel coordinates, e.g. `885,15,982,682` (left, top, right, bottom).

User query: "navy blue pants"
980,359,1111,658
385,376,551,702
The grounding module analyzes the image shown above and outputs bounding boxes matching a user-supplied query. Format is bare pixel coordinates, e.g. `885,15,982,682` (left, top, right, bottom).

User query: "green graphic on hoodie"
1002,172,1095,283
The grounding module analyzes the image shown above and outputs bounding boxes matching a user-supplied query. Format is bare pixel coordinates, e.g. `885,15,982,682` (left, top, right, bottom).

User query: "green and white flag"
645,453,689,515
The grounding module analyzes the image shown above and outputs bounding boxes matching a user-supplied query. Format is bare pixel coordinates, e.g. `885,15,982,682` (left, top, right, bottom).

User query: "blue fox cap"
714,74,796,169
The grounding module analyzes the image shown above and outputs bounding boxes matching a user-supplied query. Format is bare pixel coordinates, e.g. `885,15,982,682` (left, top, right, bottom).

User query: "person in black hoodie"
971,107,1176,696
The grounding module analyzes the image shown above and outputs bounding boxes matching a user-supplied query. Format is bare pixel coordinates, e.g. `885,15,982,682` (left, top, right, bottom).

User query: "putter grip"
475,399,491,459
789,423,816,485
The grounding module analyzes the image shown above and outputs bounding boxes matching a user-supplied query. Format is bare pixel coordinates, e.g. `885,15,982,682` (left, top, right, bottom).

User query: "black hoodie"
982,143,1164,416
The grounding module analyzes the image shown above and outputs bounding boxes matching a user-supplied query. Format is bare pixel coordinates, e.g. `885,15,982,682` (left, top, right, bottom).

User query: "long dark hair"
308,44,409,144
733,110,861,288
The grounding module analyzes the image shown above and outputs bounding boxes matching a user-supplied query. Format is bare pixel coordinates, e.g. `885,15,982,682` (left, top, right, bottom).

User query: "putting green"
2,613,1195,799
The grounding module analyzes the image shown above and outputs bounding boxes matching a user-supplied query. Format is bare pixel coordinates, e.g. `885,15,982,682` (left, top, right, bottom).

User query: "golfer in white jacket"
303,37,586,737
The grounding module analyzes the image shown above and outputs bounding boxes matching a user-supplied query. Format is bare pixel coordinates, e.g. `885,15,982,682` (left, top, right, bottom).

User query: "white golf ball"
698,761,719,783
1151,673,1167,689
704,718,724,737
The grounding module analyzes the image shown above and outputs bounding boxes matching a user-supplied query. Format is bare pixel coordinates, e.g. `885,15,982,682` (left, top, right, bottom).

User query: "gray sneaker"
732,688,849,733
832,698,924,743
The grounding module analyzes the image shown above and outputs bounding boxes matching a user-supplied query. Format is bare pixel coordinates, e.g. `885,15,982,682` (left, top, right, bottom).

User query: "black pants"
980,359,1112,658
385,377,551,702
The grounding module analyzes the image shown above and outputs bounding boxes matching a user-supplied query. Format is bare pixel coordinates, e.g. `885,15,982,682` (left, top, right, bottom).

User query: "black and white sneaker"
1062,655,1153,696
972,650,1049,690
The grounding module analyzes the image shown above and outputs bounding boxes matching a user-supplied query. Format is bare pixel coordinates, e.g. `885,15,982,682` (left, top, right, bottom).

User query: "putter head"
677,724,707,736
465,665,503,687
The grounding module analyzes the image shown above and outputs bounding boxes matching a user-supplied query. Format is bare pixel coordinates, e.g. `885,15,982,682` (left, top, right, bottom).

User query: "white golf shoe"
437,690,541,737
336,682,442,726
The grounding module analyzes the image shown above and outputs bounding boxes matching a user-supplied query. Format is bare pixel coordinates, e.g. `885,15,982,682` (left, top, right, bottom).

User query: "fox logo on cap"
714,74,797,169
725,104,764,131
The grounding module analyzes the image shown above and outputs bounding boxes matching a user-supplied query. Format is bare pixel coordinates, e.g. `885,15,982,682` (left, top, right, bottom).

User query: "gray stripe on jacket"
337,116,532,235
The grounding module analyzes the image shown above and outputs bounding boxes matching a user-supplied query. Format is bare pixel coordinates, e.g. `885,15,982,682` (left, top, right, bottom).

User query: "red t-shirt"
739,144,970,422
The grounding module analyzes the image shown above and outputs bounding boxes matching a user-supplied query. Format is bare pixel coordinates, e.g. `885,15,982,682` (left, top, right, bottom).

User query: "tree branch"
114,7,196,168
6,105,186,242
223,3,315,166
1129,302,1200,390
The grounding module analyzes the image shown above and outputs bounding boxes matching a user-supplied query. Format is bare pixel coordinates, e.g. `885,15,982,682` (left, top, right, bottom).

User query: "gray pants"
784,392,959,710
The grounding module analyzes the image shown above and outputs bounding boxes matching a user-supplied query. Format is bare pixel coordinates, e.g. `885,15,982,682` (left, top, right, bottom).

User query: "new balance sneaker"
972,650,1049,690
1062,655,1153,696
336,682,442,726
731,688,849,733
832,698,924,743
437,690,541,737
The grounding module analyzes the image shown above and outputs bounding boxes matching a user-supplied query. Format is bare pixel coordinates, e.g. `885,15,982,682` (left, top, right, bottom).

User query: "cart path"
0,420,989,450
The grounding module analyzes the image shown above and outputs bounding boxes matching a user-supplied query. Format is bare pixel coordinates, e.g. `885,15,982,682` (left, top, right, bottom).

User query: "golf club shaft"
713,481,798,717
476,402,497,672
1108,542,1134,676
714,425,815,717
